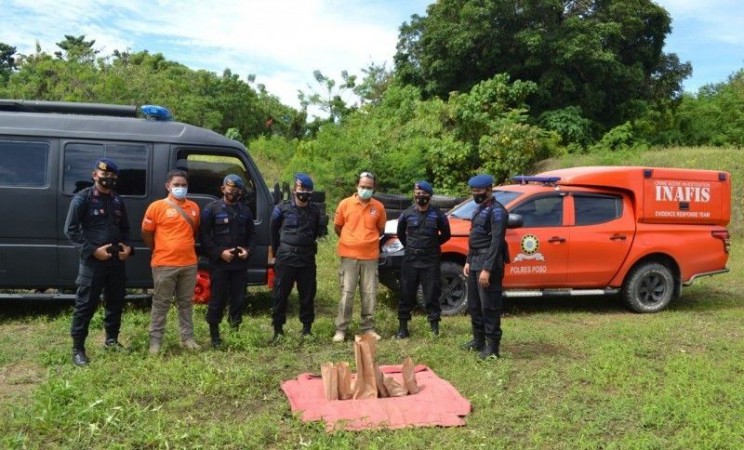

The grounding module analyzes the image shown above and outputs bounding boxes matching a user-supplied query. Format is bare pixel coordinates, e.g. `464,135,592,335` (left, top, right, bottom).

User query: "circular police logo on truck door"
520,234,539,255
513,234,545,262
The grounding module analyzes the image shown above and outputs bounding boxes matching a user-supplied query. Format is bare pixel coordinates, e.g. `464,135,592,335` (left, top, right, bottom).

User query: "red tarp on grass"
280,364,471,431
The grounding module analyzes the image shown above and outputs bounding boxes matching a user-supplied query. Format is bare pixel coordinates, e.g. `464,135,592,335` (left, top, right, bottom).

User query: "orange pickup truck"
378,166,732,314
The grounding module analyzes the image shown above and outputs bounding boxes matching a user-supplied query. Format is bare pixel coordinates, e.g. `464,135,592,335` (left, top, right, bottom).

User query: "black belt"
470,247,490,255
405,247,438,255
279,243,316,254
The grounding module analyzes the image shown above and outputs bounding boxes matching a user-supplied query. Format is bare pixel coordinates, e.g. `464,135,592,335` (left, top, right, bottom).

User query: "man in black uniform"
395,181,451,339
64,158,133,366
270,173,326,341
200,174,255,348
462,174,509,359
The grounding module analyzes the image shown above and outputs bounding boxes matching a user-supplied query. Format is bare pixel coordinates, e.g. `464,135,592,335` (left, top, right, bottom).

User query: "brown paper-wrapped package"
336,361,353,400
374,364,389,398
383,376,408,397
402,356,420,394
321,362,338,400
352,336,378,399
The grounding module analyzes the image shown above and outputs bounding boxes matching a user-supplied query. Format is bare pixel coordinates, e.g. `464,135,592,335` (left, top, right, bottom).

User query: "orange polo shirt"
142,196,200,267
334,194,386,260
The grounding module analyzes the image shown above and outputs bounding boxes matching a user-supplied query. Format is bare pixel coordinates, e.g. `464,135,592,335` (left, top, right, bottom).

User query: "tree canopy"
394,0,692,134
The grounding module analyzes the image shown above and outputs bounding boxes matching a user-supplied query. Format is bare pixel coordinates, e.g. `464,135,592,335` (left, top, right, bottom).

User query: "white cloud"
3,0,429,112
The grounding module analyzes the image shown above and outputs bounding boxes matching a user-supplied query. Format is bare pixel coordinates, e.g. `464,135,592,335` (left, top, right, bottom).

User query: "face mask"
414,196,430,206
171,187,188,199
357,187,374,200
473,193,489,204
296,192,312,203
224,191,241,203
97,177,118,189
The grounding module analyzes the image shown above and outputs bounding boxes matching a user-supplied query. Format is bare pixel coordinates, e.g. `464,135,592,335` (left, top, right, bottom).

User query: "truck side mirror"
508,213,523,228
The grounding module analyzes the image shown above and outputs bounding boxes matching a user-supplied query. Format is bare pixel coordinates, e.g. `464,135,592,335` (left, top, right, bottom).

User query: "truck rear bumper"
683,268,730,286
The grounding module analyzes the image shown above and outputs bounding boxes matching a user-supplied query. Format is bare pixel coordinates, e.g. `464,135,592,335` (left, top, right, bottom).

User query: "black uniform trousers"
70,257,126,347
206,267,248,327
398,255,442,323
271,256,317,328
467,259,504,341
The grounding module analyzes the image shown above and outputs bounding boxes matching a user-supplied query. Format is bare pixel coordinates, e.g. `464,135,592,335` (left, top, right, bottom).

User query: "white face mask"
171,186,188,199
357,187,374,200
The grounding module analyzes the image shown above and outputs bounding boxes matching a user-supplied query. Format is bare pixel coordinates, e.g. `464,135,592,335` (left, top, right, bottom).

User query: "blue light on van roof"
139,105,172,121
512,175,561,185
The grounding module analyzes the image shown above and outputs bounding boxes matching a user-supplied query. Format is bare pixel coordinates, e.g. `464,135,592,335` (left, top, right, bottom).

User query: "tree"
54,35,98,63
0,42,17,84
299,70,357,123
394,0,691,134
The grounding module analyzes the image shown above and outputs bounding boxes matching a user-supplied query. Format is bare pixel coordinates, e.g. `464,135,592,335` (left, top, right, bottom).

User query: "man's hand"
463,263,470,277
236,247,250,259
478,269,491,288
118,244,132,261
94,244,113,261
220,249,235,262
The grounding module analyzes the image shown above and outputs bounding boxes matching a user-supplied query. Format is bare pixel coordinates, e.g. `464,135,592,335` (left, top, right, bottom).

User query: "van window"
176,150,256,216
0,140,49,187
574,194,622,225
63,143,148,195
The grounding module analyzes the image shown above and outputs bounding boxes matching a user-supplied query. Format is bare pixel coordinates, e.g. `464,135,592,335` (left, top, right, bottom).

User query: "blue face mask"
171,187,188,199
357,187,374,200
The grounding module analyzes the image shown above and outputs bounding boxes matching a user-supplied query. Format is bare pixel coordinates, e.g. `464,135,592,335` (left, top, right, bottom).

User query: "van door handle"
548,236,566,243
610,234,627,241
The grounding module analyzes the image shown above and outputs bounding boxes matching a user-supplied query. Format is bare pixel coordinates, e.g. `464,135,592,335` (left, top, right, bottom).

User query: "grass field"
1,147,742,449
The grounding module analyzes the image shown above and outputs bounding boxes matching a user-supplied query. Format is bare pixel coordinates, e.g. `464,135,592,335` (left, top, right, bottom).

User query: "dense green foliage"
394,0,691,137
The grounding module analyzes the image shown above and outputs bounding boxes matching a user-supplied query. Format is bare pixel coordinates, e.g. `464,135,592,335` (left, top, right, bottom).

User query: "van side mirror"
508,213,523,228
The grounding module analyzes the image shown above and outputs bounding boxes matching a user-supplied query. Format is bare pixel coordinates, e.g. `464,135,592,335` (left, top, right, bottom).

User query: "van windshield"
448,190,521,220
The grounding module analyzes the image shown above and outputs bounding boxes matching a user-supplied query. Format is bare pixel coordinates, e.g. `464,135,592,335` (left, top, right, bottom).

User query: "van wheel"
417,262,468,316
622,262,674,313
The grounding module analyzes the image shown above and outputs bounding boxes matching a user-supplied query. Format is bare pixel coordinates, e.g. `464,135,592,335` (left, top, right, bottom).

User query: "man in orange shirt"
332,172,387,342
142,170,201,354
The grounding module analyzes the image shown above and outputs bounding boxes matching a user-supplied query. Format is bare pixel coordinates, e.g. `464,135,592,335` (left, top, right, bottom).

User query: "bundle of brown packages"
321,362,338,400
352,334,378,399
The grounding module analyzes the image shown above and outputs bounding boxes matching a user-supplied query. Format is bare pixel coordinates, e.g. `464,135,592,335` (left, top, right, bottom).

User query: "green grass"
1,147,743,449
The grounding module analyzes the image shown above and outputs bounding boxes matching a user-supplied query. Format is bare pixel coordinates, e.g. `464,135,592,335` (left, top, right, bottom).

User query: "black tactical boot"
301,323,312,336
72,348,89,366
429,321,440,336
209,323,222,349
394,320,410,339
272,324,284,343
478,338,500,360
460,332,485,351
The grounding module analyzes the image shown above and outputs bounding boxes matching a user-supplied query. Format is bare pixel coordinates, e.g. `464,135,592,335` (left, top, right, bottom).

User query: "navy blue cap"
94,158,119,174
294,172,314,190
223,174,245,190
414,180,433,195
468,174,494,189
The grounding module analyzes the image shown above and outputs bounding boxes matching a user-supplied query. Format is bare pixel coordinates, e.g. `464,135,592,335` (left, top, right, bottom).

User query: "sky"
2,0,744,111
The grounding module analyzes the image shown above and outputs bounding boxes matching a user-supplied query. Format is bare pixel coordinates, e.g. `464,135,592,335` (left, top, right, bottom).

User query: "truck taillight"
711,230,731,253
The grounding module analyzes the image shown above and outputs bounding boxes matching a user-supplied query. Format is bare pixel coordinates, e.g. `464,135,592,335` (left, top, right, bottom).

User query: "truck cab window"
512,196,563,227
574,195,622,225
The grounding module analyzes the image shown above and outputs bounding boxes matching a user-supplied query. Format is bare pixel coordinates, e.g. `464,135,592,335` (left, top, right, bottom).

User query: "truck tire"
622,262,675,313
416,261,468,316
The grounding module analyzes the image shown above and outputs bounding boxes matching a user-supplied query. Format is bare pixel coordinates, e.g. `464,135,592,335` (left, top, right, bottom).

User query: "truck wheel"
622,262,674,313
415,262,468,316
